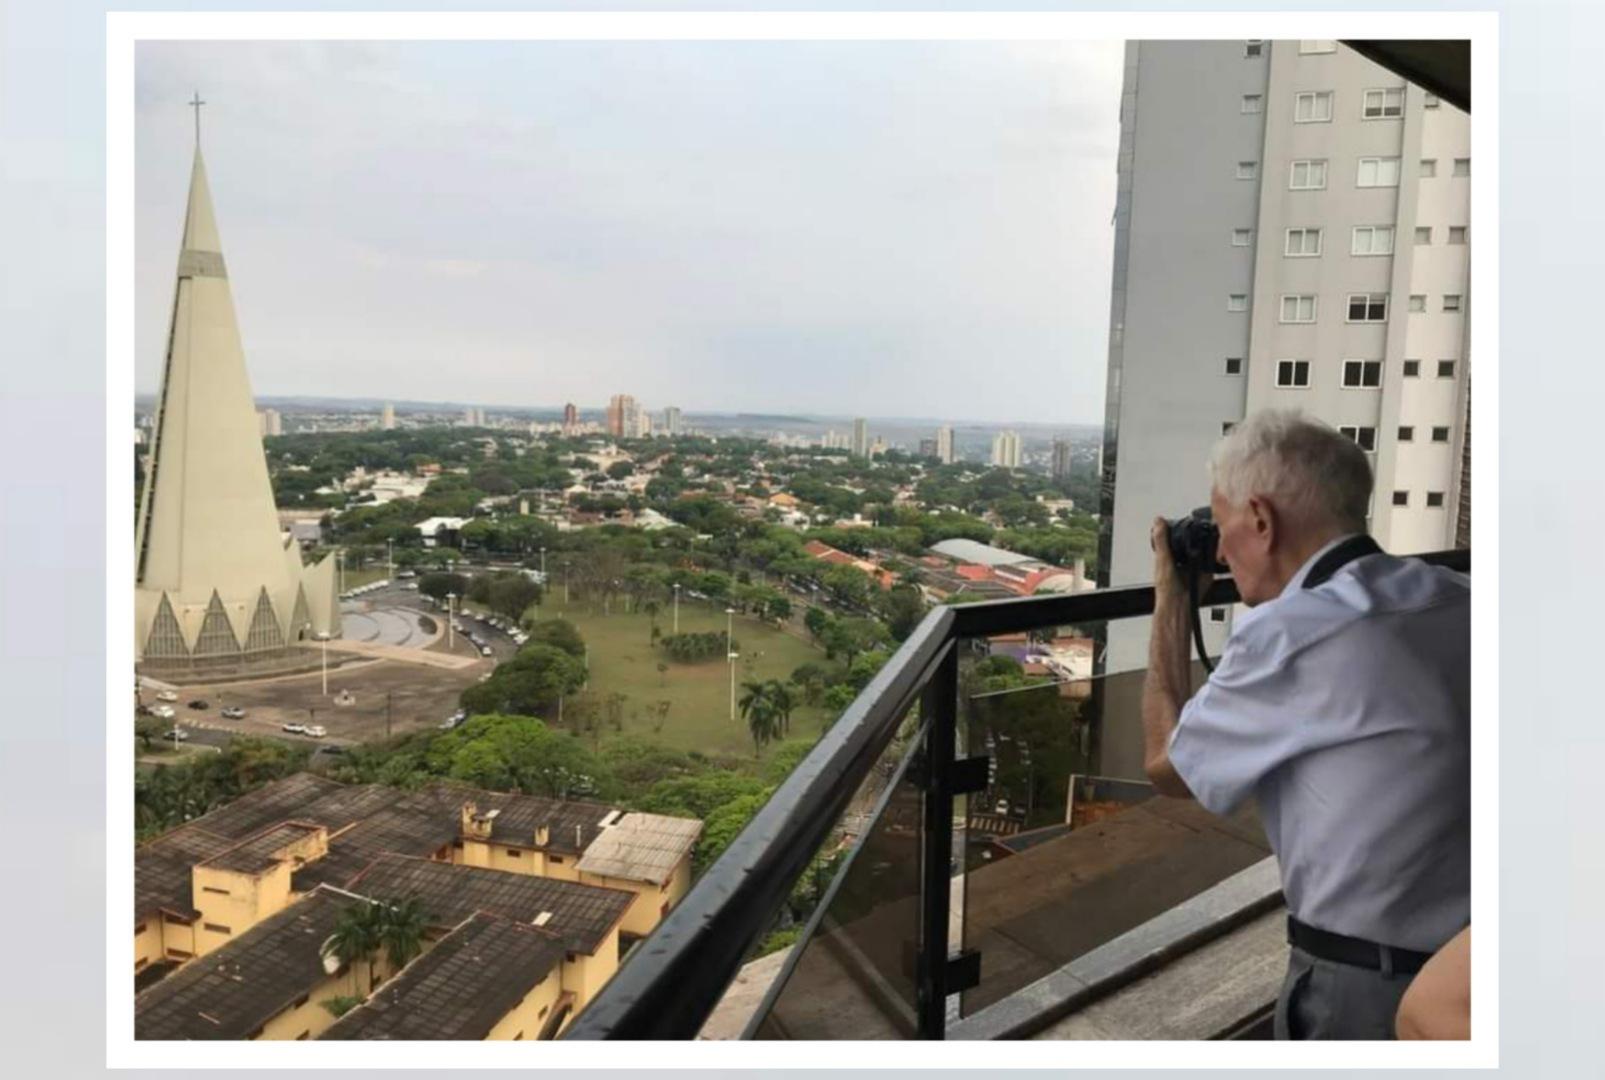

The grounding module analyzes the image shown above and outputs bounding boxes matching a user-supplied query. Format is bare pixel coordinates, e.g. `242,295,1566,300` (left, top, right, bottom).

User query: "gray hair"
1209,410,1372,532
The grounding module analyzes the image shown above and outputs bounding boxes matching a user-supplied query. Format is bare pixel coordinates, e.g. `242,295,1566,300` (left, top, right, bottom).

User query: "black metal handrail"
563,548,1469,1040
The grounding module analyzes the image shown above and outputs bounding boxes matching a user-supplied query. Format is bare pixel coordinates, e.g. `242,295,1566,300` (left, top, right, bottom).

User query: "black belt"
1287,916,1431,976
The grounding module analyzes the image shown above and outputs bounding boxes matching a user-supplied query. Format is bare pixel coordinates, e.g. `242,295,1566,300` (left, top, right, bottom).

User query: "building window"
293,993,310,1009
1453,157,1471,177
135,922,148,935
1393,490,1410,507
1424,93,1441,108
1420,158,1438,178
1289,159,1328,190
539,1005,550,1019
1432,426,1452,443
202,922,232,934
1280,294,1317,323
1224,357,1243,375
164,913,189,925
1231,228,1253,246
1236,160,1258,180
506,848,523,857
1285,227,1322,256
1448,226,1468,244
1294,91,1334,122
295,1032,310,1041
1351,226,1394,256
1415,226,1432,245
1398,425,1415,442
1346,293,1388,322
1443,294,1463,312
1403,359,1421,377
1438,360,1457,378
1244,41,1263,58
1409,295,1427,312
549,855,564,864
1209,608,1227,623
1275,359,1312,388
1227,293,1249,312
166,948,193,960
1426,492,1446,508
1357,157,1402,187
135,956,149,970
1362,87,1405,118
1242,94,1263,114
1300,40,1338,54
1338,425,1378,452
201,886,230,896
1342,359,1384,388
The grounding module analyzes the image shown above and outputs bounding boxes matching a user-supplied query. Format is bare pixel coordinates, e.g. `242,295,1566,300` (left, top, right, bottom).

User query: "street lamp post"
447,593,457,651
317,632,330,696
386,539,394,581
673,583,681,633
726,608,737,721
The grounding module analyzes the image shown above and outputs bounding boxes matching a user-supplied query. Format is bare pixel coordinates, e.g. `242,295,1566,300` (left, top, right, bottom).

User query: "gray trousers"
1274,945,1412,1040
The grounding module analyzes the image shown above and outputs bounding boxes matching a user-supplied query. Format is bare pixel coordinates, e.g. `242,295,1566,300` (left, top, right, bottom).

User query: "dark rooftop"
183,773,404,842
467,789,618,854
319,914,565,1041
291,789,463,892
135,825,235,922
134,886,357,1040
346,854,634,956
200,822,323,876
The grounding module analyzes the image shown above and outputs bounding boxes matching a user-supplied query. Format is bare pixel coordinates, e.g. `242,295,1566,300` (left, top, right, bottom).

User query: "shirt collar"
1280,533,1364,598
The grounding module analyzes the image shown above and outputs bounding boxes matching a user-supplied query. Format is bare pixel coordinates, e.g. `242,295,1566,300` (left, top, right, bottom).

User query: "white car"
152,705,176,720
304,725,327,739
479,646,493,657
281,722,307,735
155,690,178,703
166,728,189,742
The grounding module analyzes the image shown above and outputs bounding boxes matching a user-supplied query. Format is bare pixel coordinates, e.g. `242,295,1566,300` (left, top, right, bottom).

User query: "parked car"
304,725,327,739
152,705,175,720
187,699,209,710
136,704,154,717
479,646,493,657
166,728,189,742
397,569,416,579
155,690,178,702
220,706,246,720
318,744,346,755
281,722,306,735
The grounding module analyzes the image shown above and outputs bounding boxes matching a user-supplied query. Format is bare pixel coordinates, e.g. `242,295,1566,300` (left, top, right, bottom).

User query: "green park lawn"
535,593,832,761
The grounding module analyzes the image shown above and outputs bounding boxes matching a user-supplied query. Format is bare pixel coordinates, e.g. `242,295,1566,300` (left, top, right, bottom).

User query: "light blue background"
2,0,1599,1075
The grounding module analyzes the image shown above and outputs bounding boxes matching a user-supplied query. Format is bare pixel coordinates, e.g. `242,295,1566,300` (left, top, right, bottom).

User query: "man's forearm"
1142,593,1195,779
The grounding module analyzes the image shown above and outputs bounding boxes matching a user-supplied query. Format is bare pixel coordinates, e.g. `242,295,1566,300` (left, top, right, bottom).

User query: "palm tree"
738,680,771,724
747,699,779,758
766,679,797,737
378,896,430,974
322,902,383,993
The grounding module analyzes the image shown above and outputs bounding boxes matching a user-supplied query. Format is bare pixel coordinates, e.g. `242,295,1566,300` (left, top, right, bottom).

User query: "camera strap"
1301,534,1383,590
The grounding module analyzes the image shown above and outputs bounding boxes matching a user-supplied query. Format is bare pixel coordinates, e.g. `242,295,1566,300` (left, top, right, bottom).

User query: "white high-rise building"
380,402,395,430
935,425,955,465
990,430,1022,468
257,408,282,437
1094,40,1470,774
664,406,682,435
850,418,869,457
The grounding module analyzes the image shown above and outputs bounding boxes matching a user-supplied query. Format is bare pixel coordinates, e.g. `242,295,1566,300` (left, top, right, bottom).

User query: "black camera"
1164,507,1227,574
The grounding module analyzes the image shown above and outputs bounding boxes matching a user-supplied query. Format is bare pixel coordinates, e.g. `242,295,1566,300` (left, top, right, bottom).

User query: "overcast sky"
135,40,1122,425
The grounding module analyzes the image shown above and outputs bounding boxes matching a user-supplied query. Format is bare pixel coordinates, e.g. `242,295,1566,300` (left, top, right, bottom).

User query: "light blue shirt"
1167,536,1470,952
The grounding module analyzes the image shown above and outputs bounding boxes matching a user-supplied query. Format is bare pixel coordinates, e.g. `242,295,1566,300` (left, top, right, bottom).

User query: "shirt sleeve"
1166,624,1309,815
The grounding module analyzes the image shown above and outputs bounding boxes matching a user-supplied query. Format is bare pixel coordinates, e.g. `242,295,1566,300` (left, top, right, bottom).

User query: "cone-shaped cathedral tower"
134,122,339,667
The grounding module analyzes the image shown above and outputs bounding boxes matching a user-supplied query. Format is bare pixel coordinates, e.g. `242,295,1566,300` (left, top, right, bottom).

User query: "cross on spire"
189,91,206,146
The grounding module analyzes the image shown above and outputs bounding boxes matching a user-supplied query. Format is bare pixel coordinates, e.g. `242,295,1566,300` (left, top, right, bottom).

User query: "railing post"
917,645,959,1038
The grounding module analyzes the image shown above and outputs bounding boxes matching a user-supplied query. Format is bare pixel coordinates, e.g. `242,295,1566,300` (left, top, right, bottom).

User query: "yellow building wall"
561,927,621,1007
577,855,690,940
153,913,198,963
192,862,294,957
135,919,164,972
483,970,564,1041
254,966,371,1041
455,838,583,880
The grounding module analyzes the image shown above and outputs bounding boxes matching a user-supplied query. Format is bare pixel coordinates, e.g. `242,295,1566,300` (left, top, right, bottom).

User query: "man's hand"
1145,516,1199,800
1151,516,1214,604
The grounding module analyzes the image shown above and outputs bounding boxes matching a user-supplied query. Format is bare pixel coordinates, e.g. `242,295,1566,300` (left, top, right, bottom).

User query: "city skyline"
134,40,1123,425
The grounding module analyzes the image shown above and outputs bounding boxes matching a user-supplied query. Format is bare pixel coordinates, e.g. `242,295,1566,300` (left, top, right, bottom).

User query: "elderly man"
1141,410,1470,1040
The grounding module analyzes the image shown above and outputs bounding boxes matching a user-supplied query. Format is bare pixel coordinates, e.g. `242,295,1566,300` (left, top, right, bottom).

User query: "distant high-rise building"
936,426,955,465
918,437,938,458
664,406,682,436
562,403,578,434
991,430,1022,468
380,402,396,430
257,408,282,437
606,394,636,438
1051,438,1073,480
851,418,869,457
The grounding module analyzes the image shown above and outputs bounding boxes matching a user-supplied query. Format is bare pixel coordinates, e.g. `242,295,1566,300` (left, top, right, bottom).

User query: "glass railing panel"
955,619,1268,1018
750,709,928,1039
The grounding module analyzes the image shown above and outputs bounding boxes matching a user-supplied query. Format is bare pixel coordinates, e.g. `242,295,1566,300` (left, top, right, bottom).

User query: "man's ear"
1247,495,1278,551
